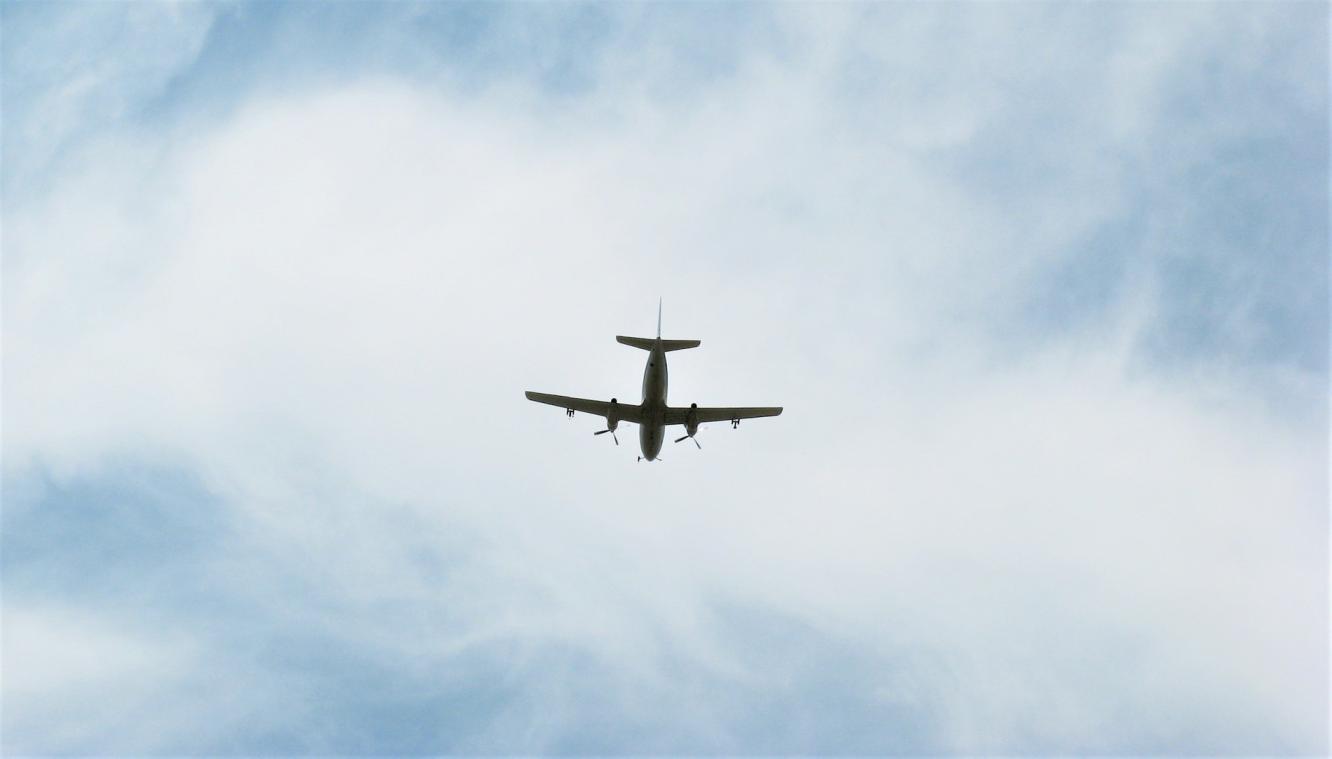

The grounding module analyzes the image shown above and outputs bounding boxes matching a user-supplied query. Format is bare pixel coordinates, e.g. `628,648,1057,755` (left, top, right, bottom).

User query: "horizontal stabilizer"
616,336,701,352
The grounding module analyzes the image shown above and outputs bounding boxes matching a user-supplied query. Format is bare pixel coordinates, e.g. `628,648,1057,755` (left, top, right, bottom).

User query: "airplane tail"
616,336,700,352
619,298,699,351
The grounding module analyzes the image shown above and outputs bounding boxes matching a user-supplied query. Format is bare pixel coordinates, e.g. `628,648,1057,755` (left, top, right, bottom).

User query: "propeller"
674,432,701,449
595,429,618,445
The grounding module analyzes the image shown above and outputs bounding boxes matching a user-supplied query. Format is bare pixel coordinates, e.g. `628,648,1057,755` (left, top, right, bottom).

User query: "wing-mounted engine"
674,403,701,449
594,398,620,445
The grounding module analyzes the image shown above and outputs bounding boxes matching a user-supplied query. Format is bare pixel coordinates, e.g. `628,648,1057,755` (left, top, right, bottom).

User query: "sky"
2,1,1328,755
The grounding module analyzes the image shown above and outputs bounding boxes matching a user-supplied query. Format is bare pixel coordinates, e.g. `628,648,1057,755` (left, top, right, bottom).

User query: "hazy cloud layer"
3,2,1326,754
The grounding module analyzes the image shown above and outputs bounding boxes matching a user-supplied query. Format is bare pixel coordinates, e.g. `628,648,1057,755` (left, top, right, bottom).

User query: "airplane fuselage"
639,340,668,460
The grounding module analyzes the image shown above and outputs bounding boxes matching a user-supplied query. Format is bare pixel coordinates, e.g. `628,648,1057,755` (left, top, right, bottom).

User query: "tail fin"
619,299,698,350
617,336,700,352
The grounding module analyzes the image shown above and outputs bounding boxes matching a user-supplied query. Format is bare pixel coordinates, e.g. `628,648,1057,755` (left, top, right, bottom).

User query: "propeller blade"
612,431,619,446
675,433,702,449
594,429,610,435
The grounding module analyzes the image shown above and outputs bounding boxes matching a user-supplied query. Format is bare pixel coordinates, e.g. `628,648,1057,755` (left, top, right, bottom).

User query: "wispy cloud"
3,2,1326,754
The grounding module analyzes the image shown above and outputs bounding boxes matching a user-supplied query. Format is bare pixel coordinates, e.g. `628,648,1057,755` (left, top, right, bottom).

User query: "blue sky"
3,2,1327,754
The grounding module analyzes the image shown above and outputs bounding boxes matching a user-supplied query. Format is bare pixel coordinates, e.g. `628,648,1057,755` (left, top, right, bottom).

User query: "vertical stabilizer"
618,298,698,350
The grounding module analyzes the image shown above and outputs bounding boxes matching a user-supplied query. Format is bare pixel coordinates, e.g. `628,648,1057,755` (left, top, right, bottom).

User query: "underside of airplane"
525,302,782,461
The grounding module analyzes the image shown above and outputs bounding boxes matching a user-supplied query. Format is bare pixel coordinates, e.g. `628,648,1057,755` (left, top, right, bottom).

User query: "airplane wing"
525,391,644,424
664,405,783,425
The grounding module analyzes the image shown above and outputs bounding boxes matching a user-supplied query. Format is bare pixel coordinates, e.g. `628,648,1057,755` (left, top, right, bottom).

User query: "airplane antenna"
657,297,662,338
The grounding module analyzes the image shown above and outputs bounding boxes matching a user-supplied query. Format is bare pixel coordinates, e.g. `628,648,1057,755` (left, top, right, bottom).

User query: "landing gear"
731,418,740,429
566,408,575,418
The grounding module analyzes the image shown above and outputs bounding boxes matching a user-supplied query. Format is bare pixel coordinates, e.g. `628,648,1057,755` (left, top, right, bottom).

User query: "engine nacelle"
606,398,620,430
685,402,699,437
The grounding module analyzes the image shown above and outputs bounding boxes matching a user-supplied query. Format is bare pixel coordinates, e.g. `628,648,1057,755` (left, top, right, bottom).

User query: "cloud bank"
3,2,1327,754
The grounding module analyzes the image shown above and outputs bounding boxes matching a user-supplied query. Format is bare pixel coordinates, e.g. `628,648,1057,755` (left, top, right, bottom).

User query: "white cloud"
2,2,217,188
3,3,1325,753
1,603,299,753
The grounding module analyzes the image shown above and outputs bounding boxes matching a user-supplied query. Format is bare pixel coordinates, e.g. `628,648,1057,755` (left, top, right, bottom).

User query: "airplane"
525,301,783,461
